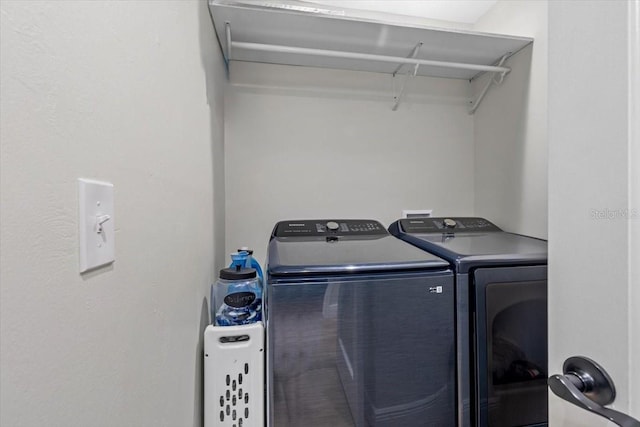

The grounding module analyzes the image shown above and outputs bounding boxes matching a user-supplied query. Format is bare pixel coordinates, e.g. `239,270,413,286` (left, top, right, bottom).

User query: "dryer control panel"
399,217,502,233
273,219,387,237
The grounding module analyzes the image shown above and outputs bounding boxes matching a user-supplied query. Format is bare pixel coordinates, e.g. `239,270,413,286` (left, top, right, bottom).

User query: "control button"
443,218,457,228
326,221,339,231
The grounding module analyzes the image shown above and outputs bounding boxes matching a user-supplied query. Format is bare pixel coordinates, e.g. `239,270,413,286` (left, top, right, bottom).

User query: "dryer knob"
326,221,340,231
443,218,457,228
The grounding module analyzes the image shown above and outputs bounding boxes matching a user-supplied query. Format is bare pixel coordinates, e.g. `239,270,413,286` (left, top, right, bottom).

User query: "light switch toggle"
79,178,115,273
96,214,111,234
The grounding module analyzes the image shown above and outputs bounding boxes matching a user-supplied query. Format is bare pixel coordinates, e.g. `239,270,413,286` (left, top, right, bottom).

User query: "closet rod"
230,41,511,74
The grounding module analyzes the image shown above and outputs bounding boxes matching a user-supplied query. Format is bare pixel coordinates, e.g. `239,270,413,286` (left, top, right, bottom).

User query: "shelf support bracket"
225,22,232,61
468,53,511,115
223,22,232,75
392,42,423,111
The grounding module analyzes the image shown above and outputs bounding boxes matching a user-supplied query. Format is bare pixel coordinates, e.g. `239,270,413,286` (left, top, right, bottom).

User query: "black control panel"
399,217,502,233
273,219,388,237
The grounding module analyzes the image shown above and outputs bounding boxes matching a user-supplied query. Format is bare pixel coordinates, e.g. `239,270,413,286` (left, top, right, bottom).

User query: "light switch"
78,178,114,273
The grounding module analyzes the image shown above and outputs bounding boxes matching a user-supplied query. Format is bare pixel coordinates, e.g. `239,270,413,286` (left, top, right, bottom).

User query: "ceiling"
303,0,498,24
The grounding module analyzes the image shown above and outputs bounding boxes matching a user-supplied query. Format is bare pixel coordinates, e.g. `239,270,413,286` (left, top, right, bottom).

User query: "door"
548,0,640,425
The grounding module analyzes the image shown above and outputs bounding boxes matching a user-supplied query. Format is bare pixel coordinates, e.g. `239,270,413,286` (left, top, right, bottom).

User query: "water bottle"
237,247,264,282
212,263,262,326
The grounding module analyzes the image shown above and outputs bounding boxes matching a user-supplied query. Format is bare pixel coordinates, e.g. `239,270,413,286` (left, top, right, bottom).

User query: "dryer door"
474,265,548,427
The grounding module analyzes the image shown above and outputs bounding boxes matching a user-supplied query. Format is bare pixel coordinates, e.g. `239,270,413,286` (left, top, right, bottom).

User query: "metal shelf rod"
231,41,511,75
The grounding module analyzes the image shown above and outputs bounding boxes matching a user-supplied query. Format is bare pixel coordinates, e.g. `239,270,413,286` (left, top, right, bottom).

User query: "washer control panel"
273,219,387,237
399,217,501,233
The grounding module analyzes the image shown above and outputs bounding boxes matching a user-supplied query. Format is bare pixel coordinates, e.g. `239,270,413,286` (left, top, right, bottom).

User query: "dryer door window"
474,266,548,427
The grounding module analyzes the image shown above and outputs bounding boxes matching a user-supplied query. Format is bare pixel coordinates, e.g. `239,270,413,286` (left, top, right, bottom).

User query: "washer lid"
267,219,450,276
389,217,547,272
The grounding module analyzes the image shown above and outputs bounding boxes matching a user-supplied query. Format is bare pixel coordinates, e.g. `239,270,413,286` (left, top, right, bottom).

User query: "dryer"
266,219,456,427
389,217,548,427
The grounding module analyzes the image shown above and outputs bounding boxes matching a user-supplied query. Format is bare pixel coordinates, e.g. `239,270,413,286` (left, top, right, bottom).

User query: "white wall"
0,1,225,426
630,0,640,417
472,1,548,238
548,0,635,424
224,62,475,265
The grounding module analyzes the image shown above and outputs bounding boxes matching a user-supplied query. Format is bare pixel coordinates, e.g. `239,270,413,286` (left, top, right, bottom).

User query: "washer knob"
443,218,457,228
326,221,340,231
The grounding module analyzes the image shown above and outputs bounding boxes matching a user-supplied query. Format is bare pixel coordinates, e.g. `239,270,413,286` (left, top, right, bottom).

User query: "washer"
266,219,456,427
389,217,548,427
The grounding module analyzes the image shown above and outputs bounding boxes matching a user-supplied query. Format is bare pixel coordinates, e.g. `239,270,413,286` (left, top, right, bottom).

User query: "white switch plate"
78,178,114,273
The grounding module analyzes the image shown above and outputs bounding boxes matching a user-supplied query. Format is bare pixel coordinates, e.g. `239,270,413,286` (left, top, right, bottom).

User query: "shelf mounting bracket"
223,22,232,74
468,53,511,114
392,42,423,111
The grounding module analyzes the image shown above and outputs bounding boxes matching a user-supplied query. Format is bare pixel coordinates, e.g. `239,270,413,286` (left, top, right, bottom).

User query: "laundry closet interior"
206,1,549,426
214,0,548,264
3,1,638,427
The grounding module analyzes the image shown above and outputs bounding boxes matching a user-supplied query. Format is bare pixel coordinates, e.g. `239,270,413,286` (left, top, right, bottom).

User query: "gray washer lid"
267,234,449,276
393,228,547,274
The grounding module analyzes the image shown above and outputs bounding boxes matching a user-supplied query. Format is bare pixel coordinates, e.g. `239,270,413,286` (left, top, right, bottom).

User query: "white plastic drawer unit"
204,323,265,427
